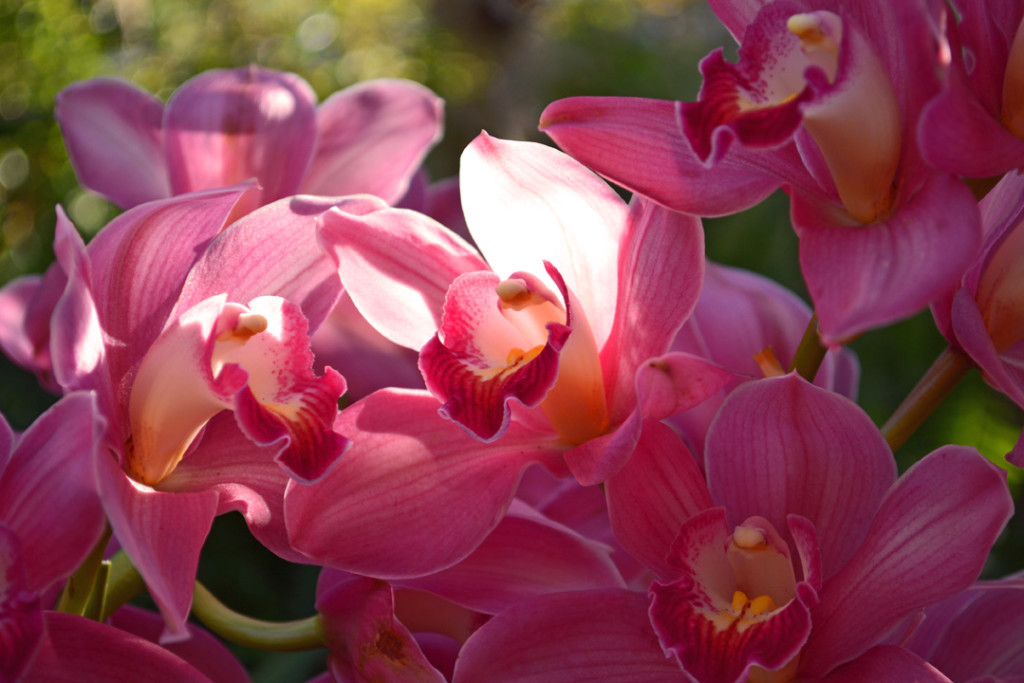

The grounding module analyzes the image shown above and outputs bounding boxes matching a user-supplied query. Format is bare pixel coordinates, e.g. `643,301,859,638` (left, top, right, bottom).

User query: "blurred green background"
1,0,1021,680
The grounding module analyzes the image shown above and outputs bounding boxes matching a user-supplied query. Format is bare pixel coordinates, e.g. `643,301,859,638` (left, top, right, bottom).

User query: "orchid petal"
0,392,105,594
286,388,562,578
396,500,624,615
316,576,446,683
452,589,682,682
460,132,625,346
301,78,444,203
0,274,53,385
796,170,981,345
800,446,1013,678
605,420,712,578
55,78,170,208
601,196,705,420
96,449,218,643
952,288,1024,410
706,374,896,579
818,645,952,683
0,527,42,683
164,66,317,212
540,96,782,216
173,195,381,332
319,204,487,350
24,612,214,682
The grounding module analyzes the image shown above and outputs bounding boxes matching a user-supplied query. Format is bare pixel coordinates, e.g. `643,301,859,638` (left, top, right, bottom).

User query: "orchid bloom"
0,185,369,639
55,65,443,213
451,374,1013,681
918,0,1024,178
930,170,1024,464
540,0,981,344
285,132,731,579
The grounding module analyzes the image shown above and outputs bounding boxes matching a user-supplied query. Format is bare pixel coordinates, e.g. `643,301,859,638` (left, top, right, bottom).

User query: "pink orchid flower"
1,392,105,682
0,185,370,639
931,170,1024,464
55,65,443,214
285,132,731,579
918,0,1024,178
451,374,1013,682
540,0,981,345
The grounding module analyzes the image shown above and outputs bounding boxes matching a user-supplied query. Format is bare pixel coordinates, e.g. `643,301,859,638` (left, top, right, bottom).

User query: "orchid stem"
97,549,147,623
57,522,112,616
881,345,973,452
790,313,828,382
191,581,325,652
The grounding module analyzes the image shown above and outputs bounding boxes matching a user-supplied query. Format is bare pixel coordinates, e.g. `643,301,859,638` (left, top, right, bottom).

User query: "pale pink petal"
285,388,563,578
0,274,49,380
301,78,444,203
460,133,626,345
86,184,252,390
452,589,683,682
317,575,446,683
173,195,382,332
318,203,487,350
800,446,1013,678
95,450,218,643
164,66,317,211
107,606,249,683
0,393,105,594
601,197,705,421
818,646,952,683
54,78,170,208
396,500,624,614
605,420,712,579
796,170,982,345
705,374,896,580
24,612,214,682
539,96,782,216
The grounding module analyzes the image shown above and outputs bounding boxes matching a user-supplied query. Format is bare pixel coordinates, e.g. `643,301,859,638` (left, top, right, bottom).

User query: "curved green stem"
881,345,973,452
790,313,828,382
191,581,325,651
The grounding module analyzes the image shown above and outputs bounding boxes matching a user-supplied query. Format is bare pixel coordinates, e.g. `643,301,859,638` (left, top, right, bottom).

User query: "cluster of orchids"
4,0,1024,681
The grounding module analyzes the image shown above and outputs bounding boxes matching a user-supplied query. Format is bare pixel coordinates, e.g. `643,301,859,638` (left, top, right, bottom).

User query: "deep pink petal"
317,576,446,683
818,646,952,683
0,527,43,683
23,612,213,682
708,0,767,40
605,420,713,579
318,203,487,350
54,78,170,208
540,96,782,216
396,500,624,614
301,78,444,203
705,373,896,580
173,195,380,333
107,606,249,683
0,392,105,594
285,389,563,578
800,446,1013,678
164,66,317,212
460,133,626,345
952,288,1024,410
601,197,705,421
95,450,218,642
0,274,53,385
452,589,683,683
796,169,982,345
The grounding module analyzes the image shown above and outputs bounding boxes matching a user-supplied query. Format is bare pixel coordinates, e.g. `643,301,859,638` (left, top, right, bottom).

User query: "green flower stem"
191,581,325,652
790,313,828,382
56,522,112,616
881,345,974,452
97,549,147,622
